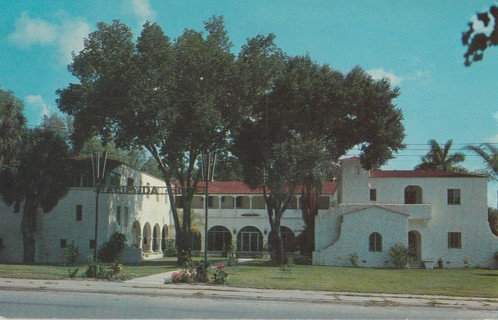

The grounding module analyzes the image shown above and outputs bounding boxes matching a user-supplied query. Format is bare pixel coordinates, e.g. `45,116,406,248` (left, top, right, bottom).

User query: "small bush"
98,232,127,263
61,242,79,266
279,258,294,279
388,243,412,269
437,258,444,269
163,239,178,257
348,252,359,267
67,268,79,279
212,263,228,284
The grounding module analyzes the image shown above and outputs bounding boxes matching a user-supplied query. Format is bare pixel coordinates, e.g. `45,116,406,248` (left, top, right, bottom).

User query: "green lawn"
0,258,496,298
224,260,498,298
0,257,180,280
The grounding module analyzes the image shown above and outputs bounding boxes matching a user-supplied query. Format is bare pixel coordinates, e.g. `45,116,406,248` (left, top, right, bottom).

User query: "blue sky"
1,0,498,204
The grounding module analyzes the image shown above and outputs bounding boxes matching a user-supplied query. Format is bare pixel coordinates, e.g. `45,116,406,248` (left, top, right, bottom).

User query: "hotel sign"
99,185,206,195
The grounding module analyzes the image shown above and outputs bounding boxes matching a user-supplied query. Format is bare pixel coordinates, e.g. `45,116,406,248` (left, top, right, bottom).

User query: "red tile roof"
369,170,485,178
191,181,337,195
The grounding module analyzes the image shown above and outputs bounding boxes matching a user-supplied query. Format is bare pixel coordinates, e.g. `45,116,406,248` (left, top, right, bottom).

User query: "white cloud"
25,95,51,124
58,17,91,63
131,0,156,25
8,12,57,47
366,68,403,86
8,12,91,65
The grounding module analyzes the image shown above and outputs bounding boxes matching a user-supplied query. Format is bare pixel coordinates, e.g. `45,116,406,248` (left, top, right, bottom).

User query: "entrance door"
408,230,421,261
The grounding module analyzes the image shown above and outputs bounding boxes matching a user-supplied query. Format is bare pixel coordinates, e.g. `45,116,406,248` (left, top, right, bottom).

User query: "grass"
0,258,496,298
0,257,180,280
224,260,498,298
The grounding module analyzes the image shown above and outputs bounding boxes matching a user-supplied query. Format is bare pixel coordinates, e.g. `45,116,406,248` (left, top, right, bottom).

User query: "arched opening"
280,226,297,253
237,226,263,253
207,225,232,253
408,230,422,261
369,232,382,252
142,222,152,252
153,224,161,252
131,221,141,247
404,186,423,204
161,225,168,251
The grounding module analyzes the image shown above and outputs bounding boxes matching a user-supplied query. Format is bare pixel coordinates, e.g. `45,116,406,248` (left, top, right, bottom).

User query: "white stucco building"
313,157,498,268
0,158,173,264
184,181,336,257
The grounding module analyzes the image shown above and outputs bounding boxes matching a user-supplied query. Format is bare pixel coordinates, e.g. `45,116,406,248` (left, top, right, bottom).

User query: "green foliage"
279,258,295,279
67,268,79,279
415,139,467,173
466,144,498,181
437,258,444,269
98,232,127,263
348,252,359,267
171,255,209,283
84,255,125,279
488,208,498,236
212,263,228,284
60,242,79,266
388,243,412,269
163,239,178,257
0,88,26,167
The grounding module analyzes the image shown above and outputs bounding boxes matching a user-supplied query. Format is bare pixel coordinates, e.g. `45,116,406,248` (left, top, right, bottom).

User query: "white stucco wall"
0,164,173,264
314,158,498,268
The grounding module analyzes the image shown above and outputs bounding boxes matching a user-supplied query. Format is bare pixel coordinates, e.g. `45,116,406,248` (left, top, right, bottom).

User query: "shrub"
98,232,127,263
293,255,312,265
388,243,412,268
163,239,178,257
437,258,444,269
348,252,359,267
171,271,186,283
279,258,294,279
212,263,228,284
67,268,79,279
60,242,79,266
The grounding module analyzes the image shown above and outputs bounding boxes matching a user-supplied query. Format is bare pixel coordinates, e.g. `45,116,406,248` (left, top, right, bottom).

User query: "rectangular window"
116,206,121,226
448,232,462,249
318,196,330,209
370,189,377,201
124,207,129,228
60,239,67,248
89,240,96,249
109,172,121,187
76,205,83,221
175,196,184,209
127,178,135,187
447,189,461,205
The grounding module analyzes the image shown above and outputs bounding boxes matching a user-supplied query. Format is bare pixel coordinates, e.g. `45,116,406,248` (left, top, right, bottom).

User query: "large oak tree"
57,18,244,263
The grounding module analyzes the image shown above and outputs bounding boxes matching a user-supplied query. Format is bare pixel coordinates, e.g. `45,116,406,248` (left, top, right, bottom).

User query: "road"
0,290,494,319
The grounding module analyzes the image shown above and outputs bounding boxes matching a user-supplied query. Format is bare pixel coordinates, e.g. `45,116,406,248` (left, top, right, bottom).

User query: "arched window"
369,232,382,252
237,226,263,252
404,186,423,204
207,226,232,252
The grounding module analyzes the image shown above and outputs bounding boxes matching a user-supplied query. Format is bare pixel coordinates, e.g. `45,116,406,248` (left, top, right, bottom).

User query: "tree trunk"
272,215,286,265
300,181,319,256
22,197,37,264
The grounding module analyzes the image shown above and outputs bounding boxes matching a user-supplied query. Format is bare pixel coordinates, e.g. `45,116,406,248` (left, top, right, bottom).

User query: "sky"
1,0,498,205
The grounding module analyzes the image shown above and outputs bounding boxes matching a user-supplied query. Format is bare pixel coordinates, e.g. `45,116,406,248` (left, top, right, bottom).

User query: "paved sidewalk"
0,276,496,312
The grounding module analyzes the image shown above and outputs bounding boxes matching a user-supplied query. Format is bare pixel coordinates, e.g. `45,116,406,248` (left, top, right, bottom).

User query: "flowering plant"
171,271,185,283
212,263,228,284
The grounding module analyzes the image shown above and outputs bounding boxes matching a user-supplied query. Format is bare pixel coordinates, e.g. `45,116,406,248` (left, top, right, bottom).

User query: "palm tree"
0,128,71,263
466,143,498,180
0,89,26,167
415,139,467,172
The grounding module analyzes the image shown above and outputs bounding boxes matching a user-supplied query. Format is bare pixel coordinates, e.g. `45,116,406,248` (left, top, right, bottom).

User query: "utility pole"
91,150,107,263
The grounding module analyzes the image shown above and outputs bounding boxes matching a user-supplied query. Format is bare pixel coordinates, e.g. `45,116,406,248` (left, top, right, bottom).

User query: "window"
89,240,96,249
116,206,121,226
60,239,67,248
404,186,422,204
448,232,462,249
208,196,218,209
369,232,382,252
124,207,129,228
175,196,184,209
127,178,135,187
109,172,121,187
447,189,461,205
76,205,82,221
370,189,377,201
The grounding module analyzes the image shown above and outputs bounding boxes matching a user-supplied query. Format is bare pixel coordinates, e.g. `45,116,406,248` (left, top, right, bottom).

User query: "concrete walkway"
0,275,496,312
